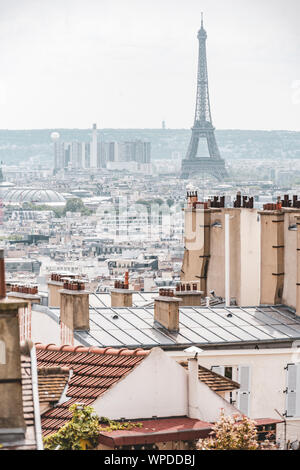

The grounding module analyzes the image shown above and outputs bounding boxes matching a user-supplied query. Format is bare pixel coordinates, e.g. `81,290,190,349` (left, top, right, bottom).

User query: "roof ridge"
35,343,149,357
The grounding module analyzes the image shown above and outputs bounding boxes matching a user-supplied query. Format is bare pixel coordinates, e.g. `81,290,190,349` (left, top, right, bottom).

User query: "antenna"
201,12,203,28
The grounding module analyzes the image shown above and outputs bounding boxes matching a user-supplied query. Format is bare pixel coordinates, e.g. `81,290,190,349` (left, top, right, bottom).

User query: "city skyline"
0,0,299,130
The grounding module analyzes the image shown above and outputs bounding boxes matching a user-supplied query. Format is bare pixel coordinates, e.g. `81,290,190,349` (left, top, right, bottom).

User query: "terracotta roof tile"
36,344,149,436
38,367,69,404
179,361,240,392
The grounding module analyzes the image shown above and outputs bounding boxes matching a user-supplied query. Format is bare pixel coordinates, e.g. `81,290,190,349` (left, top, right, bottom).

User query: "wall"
282,210,300,310
240,209,260,306
93,348,188,420
171,349,300,443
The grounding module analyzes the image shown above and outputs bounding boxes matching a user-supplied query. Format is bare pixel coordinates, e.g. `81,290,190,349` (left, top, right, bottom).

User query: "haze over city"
0,0,299,130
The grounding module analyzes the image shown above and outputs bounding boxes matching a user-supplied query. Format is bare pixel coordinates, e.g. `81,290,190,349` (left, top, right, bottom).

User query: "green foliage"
197,411,276,450
43,404,143,450
43,404,100,450
64,198,92,216
99,416,143,432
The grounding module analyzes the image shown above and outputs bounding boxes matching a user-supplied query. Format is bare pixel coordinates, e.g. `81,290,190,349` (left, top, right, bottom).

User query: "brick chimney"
111,272,134,307
6,284,40,342
174,282,203,306
0,249,28,441
154,289,182,332
59,280,90,345
181,192,219,297
48,273,77,308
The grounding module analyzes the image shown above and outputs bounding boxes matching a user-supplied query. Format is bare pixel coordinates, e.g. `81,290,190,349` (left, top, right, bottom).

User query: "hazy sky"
0,0,299,130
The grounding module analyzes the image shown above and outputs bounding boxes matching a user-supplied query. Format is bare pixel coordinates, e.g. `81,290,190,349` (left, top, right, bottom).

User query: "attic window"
112,314,119,320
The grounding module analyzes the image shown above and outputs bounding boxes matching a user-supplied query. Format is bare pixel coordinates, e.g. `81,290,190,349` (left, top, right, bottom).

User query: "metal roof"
90,291,155,308
42,302,300,350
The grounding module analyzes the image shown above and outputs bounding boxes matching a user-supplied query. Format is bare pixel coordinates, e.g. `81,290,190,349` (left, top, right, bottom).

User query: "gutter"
30,344,44,450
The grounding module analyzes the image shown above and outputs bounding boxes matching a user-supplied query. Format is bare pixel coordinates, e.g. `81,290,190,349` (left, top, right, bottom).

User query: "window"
211,364,251,415
285,363,300,418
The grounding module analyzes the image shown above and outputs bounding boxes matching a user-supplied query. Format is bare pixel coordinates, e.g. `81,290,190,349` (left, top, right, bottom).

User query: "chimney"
296,216,300,315
154,289,181,332
188,357,199,419
6,285,40,342
48,273,65,307
7,284,40,304
186,190,198,208
0,249,28,441
60,280,90,345
174,282,203,306
259,204,284,305
111,272,133,307
181,192,213,296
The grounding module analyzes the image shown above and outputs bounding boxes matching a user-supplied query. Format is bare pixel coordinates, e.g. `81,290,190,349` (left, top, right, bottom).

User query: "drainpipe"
274,408,286,450
225,213,230,307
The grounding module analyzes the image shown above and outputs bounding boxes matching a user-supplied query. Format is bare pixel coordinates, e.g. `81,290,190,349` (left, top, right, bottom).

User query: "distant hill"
0,129,299,165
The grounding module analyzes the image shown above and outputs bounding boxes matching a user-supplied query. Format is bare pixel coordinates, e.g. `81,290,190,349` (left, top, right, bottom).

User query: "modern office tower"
116,141,151,164
181,15,227,180
90,123,98,168
70,142,85,168
85,142,90,168
53,141,64,169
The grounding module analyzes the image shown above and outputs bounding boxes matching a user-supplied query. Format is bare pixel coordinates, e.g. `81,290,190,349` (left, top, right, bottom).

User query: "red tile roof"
179,361,240,392
35,344,149,436
38,367,70,404
98,417,212,447
254,418,283,426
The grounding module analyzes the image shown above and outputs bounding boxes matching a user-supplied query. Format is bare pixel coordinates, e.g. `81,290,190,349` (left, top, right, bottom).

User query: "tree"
43,404,100,450
64,198,92,216
197,411,276,450
43,404,143,450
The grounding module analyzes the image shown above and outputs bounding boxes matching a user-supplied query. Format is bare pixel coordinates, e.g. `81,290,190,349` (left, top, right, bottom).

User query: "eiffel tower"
181,15,228,180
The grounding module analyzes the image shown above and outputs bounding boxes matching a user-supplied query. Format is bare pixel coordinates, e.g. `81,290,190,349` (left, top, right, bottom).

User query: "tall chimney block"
154,289,181,332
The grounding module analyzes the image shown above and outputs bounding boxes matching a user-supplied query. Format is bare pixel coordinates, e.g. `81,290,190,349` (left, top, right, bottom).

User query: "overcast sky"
0,0,299,130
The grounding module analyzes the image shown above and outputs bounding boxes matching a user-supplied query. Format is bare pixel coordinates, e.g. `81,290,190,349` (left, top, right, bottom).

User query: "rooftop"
36,344,149,436
35,302,300,350
179,361,240,392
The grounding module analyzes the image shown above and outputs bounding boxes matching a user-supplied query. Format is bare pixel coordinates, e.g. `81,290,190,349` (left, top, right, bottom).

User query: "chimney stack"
188,357,200,419
296,216,300,315
6,284,40,342
60,280,90,345
174,282,203,306
0,249,28,442
0,249,6,300
154,289,182,332
259,205,284,305
111,272,133,307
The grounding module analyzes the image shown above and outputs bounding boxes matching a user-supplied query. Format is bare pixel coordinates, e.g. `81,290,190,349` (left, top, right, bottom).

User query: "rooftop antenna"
201,12,204,28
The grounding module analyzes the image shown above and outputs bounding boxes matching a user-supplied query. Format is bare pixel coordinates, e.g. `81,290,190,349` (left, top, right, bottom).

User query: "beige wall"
260,211,284,305
282,210,300,310
240,209,260,306
207,208,260,306
170,349,300,443
181,208,213,295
